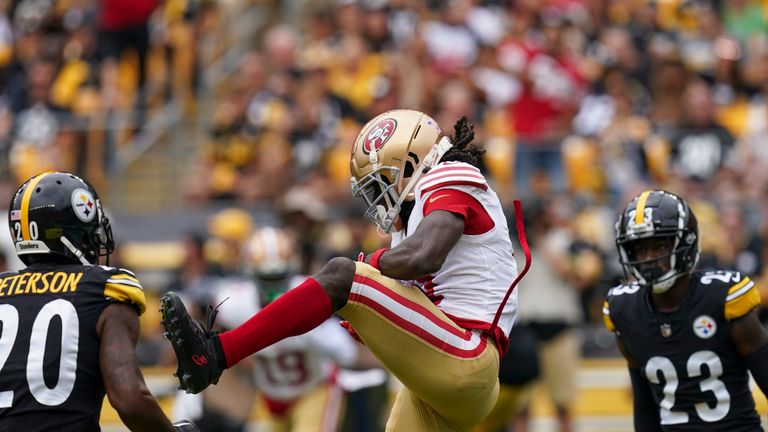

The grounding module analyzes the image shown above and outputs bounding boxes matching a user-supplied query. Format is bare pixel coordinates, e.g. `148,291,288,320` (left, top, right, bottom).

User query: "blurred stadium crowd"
1,0,768,430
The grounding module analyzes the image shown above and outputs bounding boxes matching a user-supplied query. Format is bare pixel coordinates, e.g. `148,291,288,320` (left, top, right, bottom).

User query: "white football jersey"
253,317,357,401
391,161,519,342
214,276,359,401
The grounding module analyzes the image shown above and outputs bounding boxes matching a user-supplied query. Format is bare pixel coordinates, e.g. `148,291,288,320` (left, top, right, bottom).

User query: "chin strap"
491,200,531,332
380,136,453,232
60,236,92,265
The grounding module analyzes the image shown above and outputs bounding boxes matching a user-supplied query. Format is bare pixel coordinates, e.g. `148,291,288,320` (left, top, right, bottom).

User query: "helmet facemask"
617,234,695,293
350,110,454,233
615,191,700,294
59,195,114,265
351,165,401,232
350,136,453,233
93,199,115,264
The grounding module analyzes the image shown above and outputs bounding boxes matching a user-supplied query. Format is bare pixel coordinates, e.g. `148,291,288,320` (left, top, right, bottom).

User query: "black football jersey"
0,262,146,432
603,270,763,431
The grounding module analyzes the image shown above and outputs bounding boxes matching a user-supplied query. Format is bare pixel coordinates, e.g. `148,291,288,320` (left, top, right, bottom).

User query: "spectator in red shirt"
97,0,158,128
500,6,585,197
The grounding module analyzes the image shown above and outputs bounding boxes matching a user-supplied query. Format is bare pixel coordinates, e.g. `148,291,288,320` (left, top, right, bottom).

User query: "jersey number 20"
645,350,730,424
0,300,79,407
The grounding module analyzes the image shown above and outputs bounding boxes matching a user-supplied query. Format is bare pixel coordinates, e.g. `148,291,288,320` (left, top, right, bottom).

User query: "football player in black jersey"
0,172,199,432
603,189,768,431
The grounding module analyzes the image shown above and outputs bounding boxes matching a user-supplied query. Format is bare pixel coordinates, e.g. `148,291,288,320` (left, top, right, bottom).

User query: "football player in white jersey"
233,227,361,432
161,110,526,431
173,227,369,432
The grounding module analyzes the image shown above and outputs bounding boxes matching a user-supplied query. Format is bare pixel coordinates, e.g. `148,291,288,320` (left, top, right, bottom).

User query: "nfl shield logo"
660,323,672,338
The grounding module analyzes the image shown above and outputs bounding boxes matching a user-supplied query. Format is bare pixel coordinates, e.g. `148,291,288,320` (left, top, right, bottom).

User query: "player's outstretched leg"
161,292,224,394
161,259,353,394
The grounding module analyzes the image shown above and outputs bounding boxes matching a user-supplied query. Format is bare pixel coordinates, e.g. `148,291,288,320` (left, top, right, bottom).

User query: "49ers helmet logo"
362,118,397,154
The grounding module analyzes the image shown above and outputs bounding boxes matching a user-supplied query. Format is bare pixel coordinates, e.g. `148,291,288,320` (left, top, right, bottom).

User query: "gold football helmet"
242,226,299,303
242,226,299,278
350,109,453,232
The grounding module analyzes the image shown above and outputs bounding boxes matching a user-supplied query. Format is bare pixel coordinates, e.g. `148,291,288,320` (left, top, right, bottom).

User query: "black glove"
173,420,202,432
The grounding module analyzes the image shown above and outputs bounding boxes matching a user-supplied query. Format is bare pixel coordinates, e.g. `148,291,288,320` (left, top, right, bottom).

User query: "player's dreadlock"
439,116,485,167
402,116,484,231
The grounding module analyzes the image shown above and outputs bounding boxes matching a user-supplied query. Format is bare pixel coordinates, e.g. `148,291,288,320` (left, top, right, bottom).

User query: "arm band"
368,248,389,270
746,342,768,397
628,367,662,432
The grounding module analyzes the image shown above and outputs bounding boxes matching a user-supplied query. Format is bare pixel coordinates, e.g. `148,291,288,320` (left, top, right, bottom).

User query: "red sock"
217,277,332,368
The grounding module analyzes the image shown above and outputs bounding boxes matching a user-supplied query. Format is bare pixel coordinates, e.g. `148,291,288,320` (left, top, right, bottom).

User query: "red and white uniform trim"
393,161,518,354
261,381,343,432
419,163,489,195
350,274,488,358
320,384,344,432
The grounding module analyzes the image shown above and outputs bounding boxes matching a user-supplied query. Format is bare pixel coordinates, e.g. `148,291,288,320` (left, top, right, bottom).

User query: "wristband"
368,248,389,270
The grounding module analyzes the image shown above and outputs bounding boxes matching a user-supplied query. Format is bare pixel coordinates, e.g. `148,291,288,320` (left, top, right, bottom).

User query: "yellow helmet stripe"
20,172,51,240
635,190,653,225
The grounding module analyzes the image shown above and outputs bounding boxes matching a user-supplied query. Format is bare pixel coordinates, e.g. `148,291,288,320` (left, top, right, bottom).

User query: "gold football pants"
264,382,344,432
339,262,500,431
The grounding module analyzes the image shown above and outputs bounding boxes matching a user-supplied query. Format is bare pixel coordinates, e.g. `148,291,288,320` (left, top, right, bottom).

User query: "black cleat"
160,292,224,394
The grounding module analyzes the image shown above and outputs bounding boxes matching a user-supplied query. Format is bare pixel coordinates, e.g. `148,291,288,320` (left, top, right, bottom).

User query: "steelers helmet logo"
71,188,96,222
362,118,397,154
693,315,717,339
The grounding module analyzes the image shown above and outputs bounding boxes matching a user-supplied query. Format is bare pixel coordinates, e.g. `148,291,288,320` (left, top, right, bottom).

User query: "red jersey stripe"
421,180,489,196
352,274,470,339
443,312,510,356
422,170,487,185
422,188,495,234
347,292,488,358
320,384,343,432
423,164,482,178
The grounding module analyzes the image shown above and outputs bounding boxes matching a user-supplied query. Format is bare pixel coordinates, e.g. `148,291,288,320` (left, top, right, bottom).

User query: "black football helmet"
615,190,700,293
8,172,114,265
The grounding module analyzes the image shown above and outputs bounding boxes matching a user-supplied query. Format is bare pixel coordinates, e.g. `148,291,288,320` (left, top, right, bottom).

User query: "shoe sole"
160,292,201,393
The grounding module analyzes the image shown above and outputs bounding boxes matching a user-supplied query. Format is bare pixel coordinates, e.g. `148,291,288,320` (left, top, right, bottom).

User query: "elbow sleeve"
746,342,768,397
628,367,662,432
